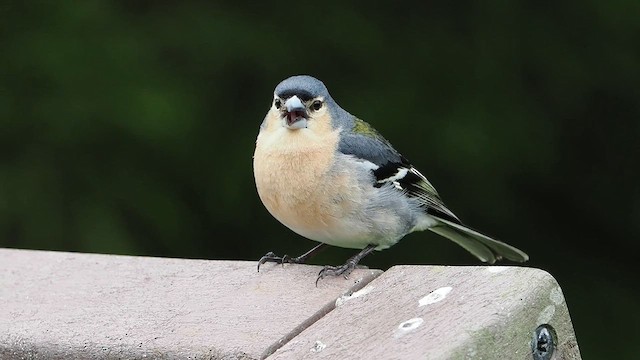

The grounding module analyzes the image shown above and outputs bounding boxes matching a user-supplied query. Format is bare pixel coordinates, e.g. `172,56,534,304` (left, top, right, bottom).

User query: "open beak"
283,96,308,129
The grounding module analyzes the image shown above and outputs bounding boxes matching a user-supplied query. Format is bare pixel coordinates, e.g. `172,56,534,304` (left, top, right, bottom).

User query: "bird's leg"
257,243,327,272
316,244,377,286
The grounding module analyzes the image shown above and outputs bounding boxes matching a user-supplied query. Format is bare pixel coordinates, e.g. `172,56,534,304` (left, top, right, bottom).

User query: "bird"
253,75,528,284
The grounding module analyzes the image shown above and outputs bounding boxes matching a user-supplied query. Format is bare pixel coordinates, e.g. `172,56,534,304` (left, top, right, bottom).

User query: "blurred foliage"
1,1,639,357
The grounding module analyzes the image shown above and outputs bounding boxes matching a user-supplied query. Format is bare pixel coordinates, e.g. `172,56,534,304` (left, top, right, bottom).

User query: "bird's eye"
312,100,323,111
274,99,282,109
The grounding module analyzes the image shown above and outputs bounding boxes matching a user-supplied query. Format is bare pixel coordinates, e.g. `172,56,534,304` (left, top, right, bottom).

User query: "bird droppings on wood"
418,286,452,307
537,305,556,324
549,287,564,305
310,340,326,353
394,318,424,338
335,285,374,307
487,266,509,273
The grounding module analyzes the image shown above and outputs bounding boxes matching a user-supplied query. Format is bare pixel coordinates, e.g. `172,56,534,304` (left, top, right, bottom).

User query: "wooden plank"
0,248,381,359
267,265,581,359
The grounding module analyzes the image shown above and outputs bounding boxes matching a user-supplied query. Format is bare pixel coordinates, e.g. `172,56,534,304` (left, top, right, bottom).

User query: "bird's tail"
428,217,529,264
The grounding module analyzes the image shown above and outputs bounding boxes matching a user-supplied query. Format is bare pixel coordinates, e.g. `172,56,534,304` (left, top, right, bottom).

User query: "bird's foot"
257,244,327,272
316,260,361,286
257,252,305,272
315,244,377,286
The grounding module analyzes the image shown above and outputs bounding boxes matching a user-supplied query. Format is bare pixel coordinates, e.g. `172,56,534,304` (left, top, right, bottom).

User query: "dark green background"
2,1,638,358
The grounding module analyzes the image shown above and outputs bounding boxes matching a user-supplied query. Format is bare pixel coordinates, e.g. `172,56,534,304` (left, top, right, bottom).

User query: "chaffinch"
254,75,528,283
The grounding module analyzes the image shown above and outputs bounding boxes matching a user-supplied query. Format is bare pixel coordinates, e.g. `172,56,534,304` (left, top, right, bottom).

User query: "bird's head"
269,75,332,131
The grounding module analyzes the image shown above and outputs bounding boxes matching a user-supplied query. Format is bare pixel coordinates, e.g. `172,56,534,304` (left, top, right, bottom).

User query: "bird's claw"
281,254,290,267
257,251,299,272
315,262,356,286
257,252,280,272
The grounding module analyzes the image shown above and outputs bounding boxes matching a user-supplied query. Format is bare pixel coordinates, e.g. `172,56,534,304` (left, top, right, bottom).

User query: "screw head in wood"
532,324,556,360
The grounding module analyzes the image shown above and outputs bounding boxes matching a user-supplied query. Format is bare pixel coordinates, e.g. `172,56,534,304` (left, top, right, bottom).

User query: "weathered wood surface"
268,265,581,360
0,248,581,359
0,248,380,359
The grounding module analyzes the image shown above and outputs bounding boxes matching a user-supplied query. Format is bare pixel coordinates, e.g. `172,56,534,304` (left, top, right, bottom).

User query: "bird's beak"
283,96,307,129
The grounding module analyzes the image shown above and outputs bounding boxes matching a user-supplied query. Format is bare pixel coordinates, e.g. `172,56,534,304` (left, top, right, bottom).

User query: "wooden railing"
0,248,581,359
